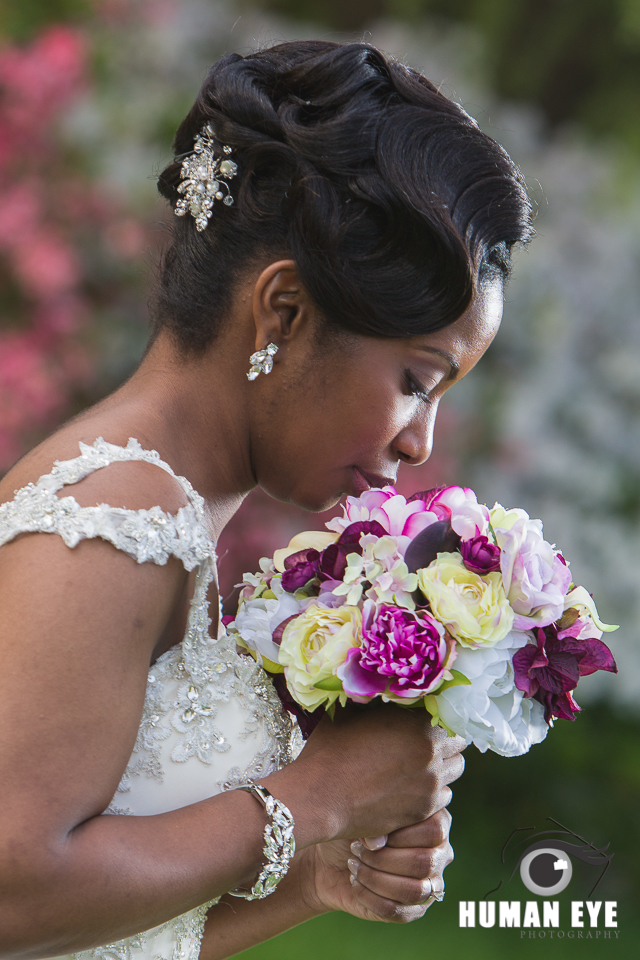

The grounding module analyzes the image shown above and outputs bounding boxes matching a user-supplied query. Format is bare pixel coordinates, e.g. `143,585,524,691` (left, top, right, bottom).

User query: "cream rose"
417,552,514,647
278,603,362,711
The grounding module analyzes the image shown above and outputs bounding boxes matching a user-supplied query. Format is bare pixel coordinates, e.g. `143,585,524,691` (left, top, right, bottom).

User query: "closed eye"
403,369,433,405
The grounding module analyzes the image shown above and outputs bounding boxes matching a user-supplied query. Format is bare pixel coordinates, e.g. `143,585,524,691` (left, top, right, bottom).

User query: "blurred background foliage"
1,1,639,956
260,0,640,155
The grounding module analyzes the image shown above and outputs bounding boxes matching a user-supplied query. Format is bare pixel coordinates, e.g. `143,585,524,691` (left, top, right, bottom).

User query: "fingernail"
350,841,364,856
363,835,387,851
349,873,357,886
347,857,360,876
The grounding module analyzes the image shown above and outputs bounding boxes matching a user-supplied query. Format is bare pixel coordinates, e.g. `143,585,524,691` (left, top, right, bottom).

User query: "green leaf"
436,669,472,693
314,676,344,691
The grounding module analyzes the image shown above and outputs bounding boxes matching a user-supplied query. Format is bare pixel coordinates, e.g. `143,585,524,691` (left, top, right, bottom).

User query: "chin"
262,478,344,514
292,488,344,513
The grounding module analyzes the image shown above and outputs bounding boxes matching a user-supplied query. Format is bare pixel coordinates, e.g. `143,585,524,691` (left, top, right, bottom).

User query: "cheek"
322,376,408,451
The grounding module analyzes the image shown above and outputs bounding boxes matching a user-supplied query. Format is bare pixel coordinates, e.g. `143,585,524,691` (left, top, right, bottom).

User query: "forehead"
409,279,504,372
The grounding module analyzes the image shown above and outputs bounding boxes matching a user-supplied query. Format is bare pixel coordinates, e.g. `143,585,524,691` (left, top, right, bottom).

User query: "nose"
392,401,438,466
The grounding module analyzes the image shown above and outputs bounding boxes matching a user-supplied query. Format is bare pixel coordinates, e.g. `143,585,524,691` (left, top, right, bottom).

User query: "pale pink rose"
326,487,439,555
414,485,490,540
492,509,572,629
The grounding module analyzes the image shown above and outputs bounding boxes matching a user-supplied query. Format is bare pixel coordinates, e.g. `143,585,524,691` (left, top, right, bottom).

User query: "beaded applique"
66,900,214,960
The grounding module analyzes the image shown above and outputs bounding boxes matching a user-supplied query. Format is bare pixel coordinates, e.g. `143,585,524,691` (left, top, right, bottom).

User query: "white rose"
233,576,305,669
432,630,549,757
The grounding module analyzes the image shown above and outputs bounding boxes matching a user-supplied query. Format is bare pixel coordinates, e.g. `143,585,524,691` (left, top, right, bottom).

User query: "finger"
440,733,467,759
442,752,465,785
386,809,451,849
350,841,453,880
348,856,443,906
362,836,387,851
349,876,430,923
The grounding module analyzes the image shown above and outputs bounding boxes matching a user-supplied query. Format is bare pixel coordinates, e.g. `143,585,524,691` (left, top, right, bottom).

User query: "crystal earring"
247,343,278,380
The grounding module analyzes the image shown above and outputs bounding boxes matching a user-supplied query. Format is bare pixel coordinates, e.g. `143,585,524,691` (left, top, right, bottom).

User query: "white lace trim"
0,437,212,570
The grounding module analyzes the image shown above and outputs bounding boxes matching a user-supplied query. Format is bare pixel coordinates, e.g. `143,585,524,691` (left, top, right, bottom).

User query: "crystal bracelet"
228,783,296,900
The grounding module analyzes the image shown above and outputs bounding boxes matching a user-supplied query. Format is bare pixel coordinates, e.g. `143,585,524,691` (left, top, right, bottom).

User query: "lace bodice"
0,438,303,960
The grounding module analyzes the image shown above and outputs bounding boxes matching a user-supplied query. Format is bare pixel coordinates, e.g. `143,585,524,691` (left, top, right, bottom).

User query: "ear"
251,259,311,353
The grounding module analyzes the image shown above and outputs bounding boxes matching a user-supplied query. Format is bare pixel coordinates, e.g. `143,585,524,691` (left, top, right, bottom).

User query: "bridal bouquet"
225,486,618,757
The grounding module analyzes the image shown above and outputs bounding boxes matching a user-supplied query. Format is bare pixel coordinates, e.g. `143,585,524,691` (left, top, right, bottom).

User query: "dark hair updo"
154,40,533,351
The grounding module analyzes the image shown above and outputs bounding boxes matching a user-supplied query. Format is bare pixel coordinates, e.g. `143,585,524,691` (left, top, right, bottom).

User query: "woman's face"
250,279,503,512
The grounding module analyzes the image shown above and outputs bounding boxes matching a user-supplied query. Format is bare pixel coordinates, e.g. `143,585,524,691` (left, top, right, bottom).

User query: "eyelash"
404,370,432,405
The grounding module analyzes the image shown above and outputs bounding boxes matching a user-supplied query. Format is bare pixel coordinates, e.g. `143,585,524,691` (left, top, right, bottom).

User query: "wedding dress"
0,437,303,960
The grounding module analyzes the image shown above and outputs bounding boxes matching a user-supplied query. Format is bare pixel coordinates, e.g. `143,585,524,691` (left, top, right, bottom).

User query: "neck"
103,332,256,539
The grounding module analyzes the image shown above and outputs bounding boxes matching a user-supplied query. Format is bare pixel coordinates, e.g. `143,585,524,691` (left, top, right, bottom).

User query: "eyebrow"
416,345,461,382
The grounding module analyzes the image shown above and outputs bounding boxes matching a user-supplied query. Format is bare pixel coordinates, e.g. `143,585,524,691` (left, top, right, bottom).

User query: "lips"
352,466,396,494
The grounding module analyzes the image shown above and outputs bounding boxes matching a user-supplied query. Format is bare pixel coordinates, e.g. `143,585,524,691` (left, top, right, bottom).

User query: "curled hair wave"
155,40,533,350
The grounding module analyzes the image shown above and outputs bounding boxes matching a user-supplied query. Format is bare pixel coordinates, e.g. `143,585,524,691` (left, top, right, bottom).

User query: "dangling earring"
247,343,278,380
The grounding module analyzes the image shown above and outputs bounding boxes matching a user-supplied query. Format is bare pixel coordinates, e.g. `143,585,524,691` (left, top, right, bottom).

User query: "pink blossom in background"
0,27,87,132
0,334,65,429
13,231,81,300
0,183,41,246
0,24,150,473
104,219,146,259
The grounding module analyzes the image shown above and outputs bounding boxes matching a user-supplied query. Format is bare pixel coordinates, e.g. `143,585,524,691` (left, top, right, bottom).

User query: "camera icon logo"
520,847,573,896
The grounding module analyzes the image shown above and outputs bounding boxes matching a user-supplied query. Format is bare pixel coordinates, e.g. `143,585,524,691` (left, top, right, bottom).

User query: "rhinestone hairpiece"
174,122,238,231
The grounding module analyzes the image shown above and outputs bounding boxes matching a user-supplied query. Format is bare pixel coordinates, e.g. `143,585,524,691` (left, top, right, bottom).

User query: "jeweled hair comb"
174,122,238,231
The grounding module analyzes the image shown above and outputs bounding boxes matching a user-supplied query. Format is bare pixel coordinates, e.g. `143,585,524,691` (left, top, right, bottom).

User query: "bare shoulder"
0,425,191,516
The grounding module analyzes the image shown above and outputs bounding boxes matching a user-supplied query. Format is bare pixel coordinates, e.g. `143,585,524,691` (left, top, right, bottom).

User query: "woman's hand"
306,809,453,923
265,704,466,846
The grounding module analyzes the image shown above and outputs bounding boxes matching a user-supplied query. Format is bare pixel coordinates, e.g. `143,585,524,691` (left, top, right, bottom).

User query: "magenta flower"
338,603,456,701
513,624,617,723
281,521,387,592
460,535,502,574
319,520,387,581
281,548,321,592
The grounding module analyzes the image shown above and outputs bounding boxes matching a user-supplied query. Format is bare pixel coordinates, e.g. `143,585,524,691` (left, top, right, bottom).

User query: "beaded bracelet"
228,783,296,900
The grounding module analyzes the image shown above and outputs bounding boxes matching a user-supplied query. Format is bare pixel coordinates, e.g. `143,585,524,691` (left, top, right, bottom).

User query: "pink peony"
337,602,456,701
326,487,439,554
410,485,490,540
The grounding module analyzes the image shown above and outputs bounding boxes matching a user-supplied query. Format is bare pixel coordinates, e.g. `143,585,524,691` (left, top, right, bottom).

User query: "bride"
0,40,532,960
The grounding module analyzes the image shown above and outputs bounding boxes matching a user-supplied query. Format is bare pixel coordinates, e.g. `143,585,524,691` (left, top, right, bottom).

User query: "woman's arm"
0,531,464,959
197,810,455,960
